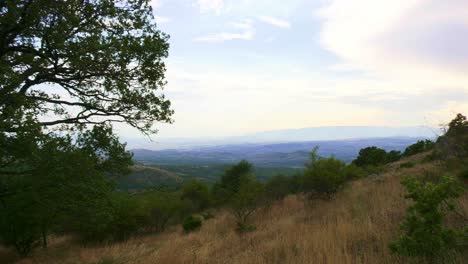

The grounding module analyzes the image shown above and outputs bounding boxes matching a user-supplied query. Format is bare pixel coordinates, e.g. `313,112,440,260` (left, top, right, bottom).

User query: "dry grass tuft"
2,156,467,264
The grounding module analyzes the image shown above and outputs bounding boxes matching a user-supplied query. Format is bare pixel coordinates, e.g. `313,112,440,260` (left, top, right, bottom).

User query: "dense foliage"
0,126,131,254
302,148,348,198
0,0,172,256
352,146,401,167
389,114,468,261
390,176,467,260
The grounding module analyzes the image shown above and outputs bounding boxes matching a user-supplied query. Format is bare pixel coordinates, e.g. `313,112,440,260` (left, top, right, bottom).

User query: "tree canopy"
1,0,173,134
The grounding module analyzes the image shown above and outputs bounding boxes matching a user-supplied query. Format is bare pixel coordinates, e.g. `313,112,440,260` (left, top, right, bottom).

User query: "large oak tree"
0,0,173,255
0,0,173,134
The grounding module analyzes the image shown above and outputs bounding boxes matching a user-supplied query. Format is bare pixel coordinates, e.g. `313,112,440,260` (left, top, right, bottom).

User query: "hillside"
3,154,467,264
117,165,183,190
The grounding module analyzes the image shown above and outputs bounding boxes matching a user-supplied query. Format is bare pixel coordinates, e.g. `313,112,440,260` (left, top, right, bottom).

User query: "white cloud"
194,19,255,42
258,16,291,29
195,0,224,14
318,0,468,91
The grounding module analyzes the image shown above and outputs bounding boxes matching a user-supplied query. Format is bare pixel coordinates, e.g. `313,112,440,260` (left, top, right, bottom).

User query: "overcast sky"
117,0,468,139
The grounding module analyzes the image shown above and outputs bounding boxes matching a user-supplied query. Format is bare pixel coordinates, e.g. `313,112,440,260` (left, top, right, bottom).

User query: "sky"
117,0,468,140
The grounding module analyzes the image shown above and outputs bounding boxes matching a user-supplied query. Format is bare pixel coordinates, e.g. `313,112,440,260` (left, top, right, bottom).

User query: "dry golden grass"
2,156,467,264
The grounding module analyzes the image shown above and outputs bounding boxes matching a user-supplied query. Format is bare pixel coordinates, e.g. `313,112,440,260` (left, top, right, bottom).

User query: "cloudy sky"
118,0,468,139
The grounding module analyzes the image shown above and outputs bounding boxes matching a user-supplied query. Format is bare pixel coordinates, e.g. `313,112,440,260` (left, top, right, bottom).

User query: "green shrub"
182,215,202,233
303,148,347,198
390,176,466,260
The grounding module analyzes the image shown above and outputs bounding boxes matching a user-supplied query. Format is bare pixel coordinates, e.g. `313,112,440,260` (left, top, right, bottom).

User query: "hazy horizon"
122,125,438,150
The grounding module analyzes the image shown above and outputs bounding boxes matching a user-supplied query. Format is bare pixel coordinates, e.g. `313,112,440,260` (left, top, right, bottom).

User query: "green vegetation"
403,140,435,157
302,148,348,198
436,113,468,158
137,190,189,233
352,146,401,167
182,215,202,233
389,114,468,262
181,179,212,212
0,126,131,254
230,178,265,232
390,176,466,261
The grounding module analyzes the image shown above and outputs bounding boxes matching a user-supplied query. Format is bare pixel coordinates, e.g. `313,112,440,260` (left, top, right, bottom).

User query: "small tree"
181,179,212,212
352,146,390,167
303,148,347,198
230,179,264,232
212,160,253,205
390,176,466,261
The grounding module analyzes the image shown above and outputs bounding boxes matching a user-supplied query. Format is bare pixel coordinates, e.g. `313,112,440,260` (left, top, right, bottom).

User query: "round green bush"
182,215,202,233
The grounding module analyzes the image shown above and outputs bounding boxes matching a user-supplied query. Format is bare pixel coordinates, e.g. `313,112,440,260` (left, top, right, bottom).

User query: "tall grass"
3,156,467,264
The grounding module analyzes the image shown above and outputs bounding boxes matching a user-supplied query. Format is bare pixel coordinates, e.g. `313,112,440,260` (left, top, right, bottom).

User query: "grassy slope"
2,154,467,264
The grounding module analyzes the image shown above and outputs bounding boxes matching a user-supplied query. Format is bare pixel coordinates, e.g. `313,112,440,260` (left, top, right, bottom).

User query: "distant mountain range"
123,125,438,150
132,137,429,167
